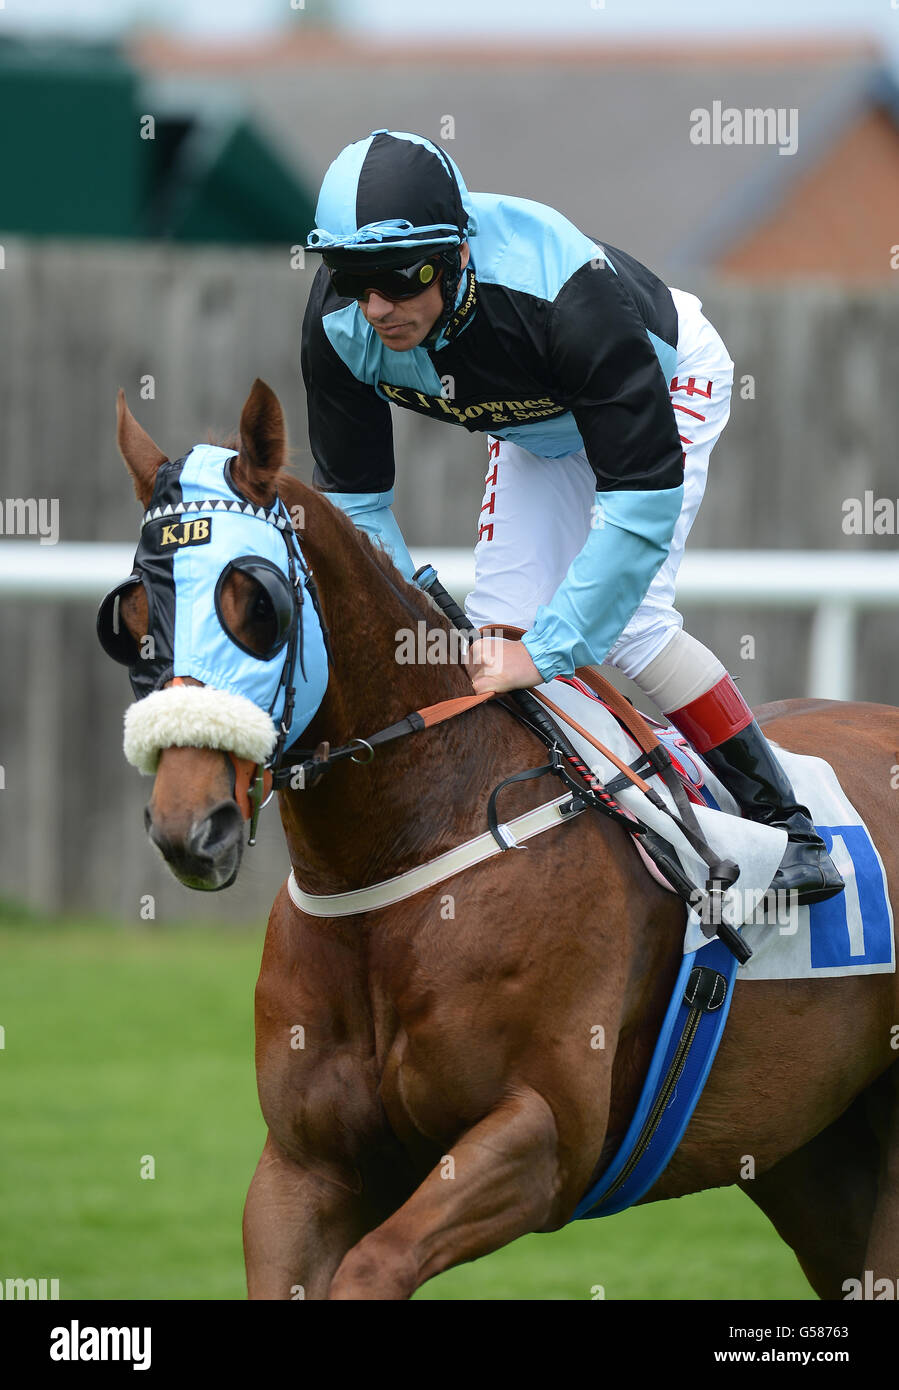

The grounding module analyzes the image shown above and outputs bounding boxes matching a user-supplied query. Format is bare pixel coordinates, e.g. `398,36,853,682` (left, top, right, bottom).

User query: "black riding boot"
701,720,845,906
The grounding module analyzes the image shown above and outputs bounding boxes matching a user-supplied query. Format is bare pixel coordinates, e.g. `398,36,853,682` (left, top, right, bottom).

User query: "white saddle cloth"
537,678,895,982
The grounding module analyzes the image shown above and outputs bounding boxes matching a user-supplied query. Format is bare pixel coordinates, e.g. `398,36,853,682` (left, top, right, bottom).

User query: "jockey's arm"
520,262,685,682
301,269,416,580
321,488,416,582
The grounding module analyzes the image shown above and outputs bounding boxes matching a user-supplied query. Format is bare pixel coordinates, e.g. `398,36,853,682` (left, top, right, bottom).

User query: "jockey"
301,129,843,906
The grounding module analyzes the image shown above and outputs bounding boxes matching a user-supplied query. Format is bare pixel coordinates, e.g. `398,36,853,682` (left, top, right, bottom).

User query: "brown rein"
268,629,662,805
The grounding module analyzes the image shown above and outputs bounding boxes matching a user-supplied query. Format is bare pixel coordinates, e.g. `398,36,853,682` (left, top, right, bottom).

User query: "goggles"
325,254,442,302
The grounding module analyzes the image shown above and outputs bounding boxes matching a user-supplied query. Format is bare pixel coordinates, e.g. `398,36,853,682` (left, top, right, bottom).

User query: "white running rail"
1,543,897,702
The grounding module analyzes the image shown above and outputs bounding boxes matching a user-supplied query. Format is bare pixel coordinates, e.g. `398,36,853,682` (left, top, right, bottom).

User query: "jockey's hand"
467,636,542,694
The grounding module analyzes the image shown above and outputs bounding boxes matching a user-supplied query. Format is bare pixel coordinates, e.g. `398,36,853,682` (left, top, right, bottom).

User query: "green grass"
0,915,813,1301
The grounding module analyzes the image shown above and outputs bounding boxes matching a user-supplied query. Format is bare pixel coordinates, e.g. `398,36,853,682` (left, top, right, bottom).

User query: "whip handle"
414,564,476,633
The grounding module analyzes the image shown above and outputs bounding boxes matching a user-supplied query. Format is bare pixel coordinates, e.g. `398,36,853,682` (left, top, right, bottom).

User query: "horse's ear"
116,389,168,506
235,378,287,504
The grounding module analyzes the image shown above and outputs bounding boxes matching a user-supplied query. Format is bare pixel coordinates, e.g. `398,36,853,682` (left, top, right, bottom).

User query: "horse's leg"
862,1062,899,1289
739,1085,882,1300
327,1088,560,1300
243,1133,375,1300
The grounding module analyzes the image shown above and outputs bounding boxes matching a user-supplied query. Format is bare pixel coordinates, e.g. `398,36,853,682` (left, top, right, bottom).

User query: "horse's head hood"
97,444,330,775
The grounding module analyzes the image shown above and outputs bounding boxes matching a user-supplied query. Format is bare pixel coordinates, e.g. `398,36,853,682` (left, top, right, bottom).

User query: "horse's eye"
247,582,278,650
214,559,295,661
252,587,275,624
97,577,146,665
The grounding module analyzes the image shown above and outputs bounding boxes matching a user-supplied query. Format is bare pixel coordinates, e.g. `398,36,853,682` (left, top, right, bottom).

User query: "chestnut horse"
111,380,899,1300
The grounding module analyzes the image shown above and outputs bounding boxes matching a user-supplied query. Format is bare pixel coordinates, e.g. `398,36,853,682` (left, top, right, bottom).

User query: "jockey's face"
360,242,470,351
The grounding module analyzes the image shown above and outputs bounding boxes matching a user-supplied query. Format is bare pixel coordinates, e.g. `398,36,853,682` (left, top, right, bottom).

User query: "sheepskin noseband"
123,683,279,775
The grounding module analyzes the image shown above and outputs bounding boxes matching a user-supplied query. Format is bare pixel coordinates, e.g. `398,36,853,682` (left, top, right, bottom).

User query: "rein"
232,690,496,845
270,689,496,788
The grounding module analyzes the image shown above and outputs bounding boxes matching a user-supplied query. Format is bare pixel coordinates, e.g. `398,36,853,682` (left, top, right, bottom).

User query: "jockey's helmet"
305,130,475,340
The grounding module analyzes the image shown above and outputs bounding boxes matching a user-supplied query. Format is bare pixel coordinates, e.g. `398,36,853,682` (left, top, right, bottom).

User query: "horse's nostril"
144,804,153,834
188,800,245,860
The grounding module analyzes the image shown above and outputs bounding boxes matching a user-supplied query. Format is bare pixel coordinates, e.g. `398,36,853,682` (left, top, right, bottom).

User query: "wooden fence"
1,240,896,918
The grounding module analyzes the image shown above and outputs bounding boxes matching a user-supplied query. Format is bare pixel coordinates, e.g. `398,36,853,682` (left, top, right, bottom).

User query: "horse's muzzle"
145,798,245,891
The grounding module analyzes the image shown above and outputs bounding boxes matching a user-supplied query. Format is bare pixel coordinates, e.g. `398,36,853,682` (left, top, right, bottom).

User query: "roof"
130,34,898,278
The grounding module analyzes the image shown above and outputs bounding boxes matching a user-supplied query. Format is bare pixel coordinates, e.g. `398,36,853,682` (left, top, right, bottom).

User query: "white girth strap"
287,793,586,918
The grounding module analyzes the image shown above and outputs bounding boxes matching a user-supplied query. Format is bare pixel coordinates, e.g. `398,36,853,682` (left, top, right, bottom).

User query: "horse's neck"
279,485,501,893
273,489,682,1118
298,486,474,738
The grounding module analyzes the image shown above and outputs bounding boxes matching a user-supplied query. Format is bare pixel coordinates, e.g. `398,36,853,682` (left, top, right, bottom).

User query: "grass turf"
0,915,813,1301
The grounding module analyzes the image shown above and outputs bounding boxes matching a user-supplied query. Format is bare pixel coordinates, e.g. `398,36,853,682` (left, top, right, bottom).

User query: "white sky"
2,0,897,50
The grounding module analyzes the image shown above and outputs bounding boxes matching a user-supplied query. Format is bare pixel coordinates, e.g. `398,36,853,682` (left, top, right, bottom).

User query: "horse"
107,377,899,1301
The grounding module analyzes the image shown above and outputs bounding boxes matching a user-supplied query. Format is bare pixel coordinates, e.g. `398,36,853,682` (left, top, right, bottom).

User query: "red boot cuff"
667,674,754,754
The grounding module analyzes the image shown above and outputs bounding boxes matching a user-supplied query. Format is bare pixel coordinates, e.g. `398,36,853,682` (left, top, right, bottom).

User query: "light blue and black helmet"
306,130,475,341
307,129,473,261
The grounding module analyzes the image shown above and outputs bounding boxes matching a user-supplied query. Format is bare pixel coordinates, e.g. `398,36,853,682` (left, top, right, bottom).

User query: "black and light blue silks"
302,130,685,681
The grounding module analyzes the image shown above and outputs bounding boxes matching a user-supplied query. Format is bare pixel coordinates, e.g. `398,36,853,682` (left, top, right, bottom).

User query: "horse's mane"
291,475,447,631
359,528,438,623
288,478,475,698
